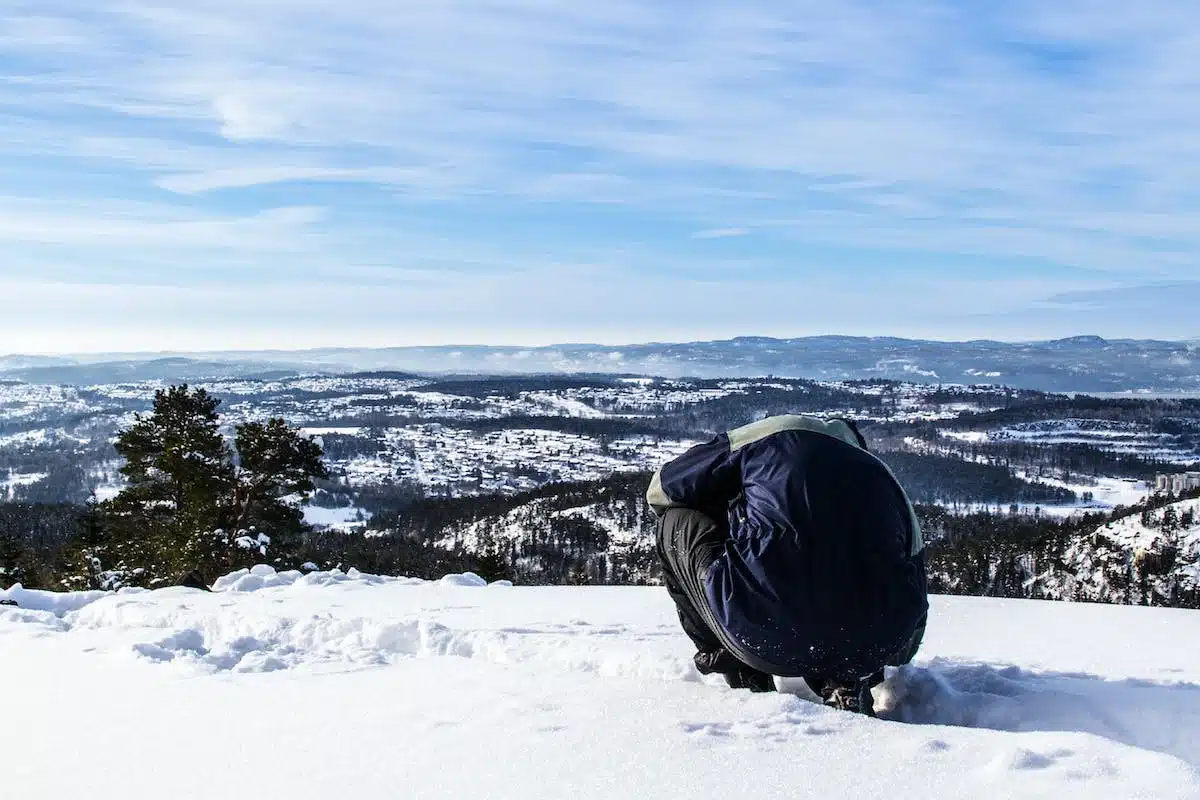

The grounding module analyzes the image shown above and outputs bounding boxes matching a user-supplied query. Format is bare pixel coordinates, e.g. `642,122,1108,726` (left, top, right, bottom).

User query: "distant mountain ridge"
1,357,303,386
3,335,1199,393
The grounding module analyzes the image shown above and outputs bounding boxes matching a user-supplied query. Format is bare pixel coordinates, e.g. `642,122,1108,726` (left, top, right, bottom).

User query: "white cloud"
156,166,414,194
4,0,1200,347
0,198,324,250
692,228,749,239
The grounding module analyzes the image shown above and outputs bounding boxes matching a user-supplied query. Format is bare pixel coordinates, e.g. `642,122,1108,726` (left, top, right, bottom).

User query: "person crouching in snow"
649,415,928,716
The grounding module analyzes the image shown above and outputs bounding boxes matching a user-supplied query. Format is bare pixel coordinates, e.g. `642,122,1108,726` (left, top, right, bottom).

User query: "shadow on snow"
797,659,1200,768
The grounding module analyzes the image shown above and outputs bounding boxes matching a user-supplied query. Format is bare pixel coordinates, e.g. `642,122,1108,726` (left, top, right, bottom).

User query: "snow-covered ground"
302,504,371,532
0,383,96,419
2,568,1197,799
1023,474,1151,517
978,473,1152,519
0,428,52,449
0,469,48,500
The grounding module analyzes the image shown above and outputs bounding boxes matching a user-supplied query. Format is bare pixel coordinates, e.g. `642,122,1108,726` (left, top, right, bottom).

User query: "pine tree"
226,418,328,567
60,494,133,591
97,386,232,585
65,385,327,589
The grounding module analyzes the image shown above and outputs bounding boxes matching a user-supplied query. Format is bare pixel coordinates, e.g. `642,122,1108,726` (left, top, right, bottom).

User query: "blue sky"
1,0,1199,353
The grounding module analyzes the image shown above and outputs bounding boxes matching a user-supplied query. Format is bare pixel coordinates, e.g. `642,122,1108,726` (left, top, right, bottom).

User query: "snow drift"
2,566,1198,799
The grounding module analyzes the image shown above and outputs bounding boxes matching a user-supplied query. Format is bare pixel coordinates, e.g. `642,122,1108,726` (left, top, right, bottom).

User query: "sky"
1,0,1199,353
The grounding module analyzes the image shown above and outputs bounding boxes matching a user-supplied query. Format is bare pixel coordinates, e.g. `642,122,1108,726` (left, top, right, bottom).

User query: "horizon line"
5,332,1197,360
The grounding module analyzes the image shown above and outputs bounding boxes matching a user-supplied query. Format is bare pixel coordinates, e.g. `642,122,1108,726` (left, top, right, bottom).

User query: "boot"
817,678,877,717
694,649,776,693
723,668,777,693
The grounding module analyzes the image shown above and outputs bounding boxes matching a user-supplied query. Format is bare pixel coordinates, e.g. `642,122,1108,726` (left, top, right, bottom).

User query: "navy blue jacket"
649,415,927,681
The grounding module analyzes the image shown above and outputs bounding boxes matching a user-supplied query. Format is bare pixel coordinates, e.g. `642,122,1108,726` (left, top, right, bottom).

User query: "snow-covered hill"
430,478,658,583
2,567,1198,799
1033,497,1200,605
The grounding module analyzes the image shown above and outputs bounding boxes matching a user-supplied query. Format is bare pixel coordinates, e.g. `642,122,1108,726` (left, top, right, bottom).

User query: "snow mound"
437,571,488,587
1,565,500,615
0,582,123,615
210,564,489,592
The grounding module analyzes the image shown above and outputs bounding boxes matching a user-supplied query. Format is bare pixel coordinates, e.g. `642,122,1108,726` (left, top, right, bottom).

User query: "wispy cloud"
692,228,749,239
3,1,1200,349
0,199,324,249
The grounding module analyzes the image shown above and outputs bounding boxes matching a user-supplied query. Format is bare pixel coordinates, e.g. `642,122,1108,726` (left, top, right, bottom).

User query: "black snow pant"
655,507,894,695
655,507,775,691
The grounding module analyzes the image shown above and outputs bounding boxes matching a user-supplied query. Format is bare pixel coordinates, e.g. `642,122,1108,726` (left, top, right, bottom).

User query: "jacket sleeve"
646,433,741,518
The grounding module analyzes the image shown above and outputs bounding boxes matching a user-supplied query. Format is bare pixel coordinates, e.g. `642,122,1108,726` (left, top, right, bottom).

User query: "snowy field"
973,474,1152,519
3,569,1198,799
1,469,48,500
954,419,1200,465
302,503,371,532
